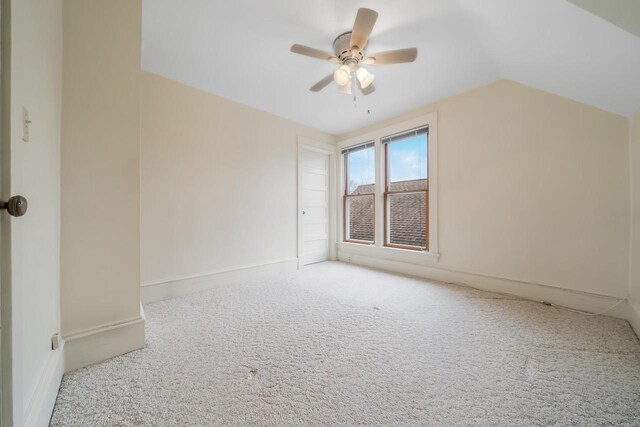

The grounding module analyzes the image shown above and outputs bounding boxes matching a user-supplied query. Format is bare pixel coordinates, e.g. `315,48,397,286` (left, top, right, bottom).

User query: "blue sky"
348,134,427,192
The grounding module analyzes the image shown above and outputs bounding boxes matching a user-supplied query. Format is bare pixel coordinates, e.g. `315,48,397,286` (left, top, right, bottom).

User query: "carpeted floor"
51,262,640,426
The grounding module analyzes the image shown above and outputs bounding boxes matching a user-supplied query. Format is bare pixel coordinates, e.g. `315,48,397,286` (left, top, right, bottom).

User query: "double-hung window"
339,113,437,257
342,142,375,243
383,127,429,250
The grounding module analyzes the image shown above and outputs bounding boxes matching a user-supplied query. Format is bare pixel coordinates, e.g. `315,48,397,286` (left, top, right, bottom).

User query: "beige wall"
339,80,630,298
630,109,640,323
140,72,334,285
61,0,143,362
4,0,63,424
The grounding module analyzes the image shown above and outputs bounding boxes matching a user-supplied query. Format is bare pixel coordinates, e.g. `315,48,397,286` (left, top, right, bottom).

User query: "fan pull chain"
353,78,357,107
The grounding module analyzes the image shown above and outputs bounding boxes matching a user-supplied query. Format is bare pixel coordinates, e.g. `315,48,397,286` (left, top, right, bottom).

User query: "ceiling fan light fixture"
339,81,352,95
290,8,417,96
333,64,351,86
356,67,375,89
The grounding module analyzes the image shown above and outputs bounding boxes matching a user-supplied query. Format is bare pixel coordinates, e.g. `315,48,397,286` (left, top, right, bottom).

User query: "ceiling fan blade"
291,44,338,62
350,8,378,49
369,48,417,65
360,83,375,96
310,73,335,92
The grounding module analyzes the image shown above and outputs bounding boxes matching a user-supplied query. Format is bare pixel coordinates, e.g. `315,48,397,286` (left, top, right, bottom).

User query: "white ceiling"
142,0,640,135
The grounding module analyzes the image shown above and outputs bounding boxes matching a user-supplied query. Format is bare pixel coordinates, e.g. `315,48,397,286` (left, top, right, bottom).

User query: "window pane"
347,144,375,195
388,133,427,192
346,195,374,242
387,192,426,248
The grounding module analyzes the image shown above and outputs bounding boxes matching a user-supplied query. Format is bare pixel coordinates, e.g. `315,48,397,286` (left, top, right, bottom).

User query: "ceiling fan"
290,8,417,95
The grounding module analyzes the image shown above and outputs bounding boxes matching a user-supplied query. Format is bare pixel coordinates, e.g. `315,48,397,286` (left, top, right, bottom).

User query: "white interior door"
1,2,65,425
301,148,330,265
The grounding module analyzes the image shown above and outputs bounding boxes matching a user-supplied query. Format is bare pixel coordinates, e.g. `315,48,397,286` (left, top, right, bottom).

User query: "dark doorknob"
0,195,28,217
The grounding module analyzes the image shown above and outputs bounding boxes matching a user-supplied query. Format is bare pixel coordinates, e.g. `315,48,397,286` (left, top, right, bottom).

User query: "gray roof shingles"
347,179,427,247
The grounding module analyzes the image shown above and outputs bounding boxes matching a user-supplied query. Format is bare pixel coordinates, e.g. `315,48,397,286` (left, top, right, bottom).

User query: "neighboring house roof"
348,179,427,247
348,190,374,242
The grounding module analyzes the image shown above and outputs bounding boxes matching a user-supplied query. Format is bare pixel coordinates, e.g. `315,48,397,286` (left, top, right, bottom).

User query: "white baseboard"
23,344,64,427
338,252,629,320
626,299,640,339
63,307,145,373
141,258,299,304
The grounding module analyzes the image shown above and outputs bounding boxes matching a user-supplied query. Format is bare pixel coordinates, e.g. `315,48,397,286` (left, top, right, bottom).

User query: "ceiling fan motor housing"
333,31,364,67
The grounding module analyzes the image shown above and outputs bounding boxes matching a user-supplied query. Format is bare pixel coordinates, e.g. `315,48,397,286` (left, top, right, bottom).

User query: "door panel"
301,149,329,265
2,1,64,425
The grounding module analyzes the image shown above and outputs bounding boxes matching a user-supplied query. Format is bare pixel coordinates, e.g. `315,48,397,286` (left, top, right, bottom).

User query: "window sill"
337,241,440,265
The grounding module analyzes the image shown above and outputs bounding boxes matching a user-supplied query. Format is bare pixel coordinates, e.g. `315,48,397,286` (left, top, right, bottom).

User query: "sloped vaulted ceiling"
567,0,640,37
142,0,640,135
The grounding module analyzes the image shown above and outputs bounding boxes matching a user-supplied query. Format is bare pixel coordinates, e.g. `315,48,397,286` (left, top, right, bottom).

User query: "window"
338,112,437,257
383,127,428,250
342,142,375,243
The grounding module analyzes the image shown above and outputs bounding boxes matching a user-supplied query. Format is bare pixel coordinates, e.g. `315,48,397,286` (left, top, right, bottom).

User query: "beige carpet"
51,262,640,426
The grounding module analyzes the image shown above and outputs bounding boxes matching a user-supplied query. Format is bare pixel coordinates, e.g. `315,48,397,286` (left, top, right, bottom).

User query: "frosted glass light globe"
333,65,351,86
356,67,375,88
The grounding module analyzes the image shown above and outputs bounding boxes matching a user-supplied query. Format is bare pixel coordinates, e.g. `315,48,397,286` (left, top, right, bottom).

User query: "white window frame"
342,141,376,245
336,112,439,264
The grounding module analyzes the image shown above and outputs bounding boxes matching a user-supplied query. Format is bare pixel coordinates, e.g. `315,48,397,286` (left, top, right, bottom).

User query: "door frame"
0,0,11,423
297,136,337,268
